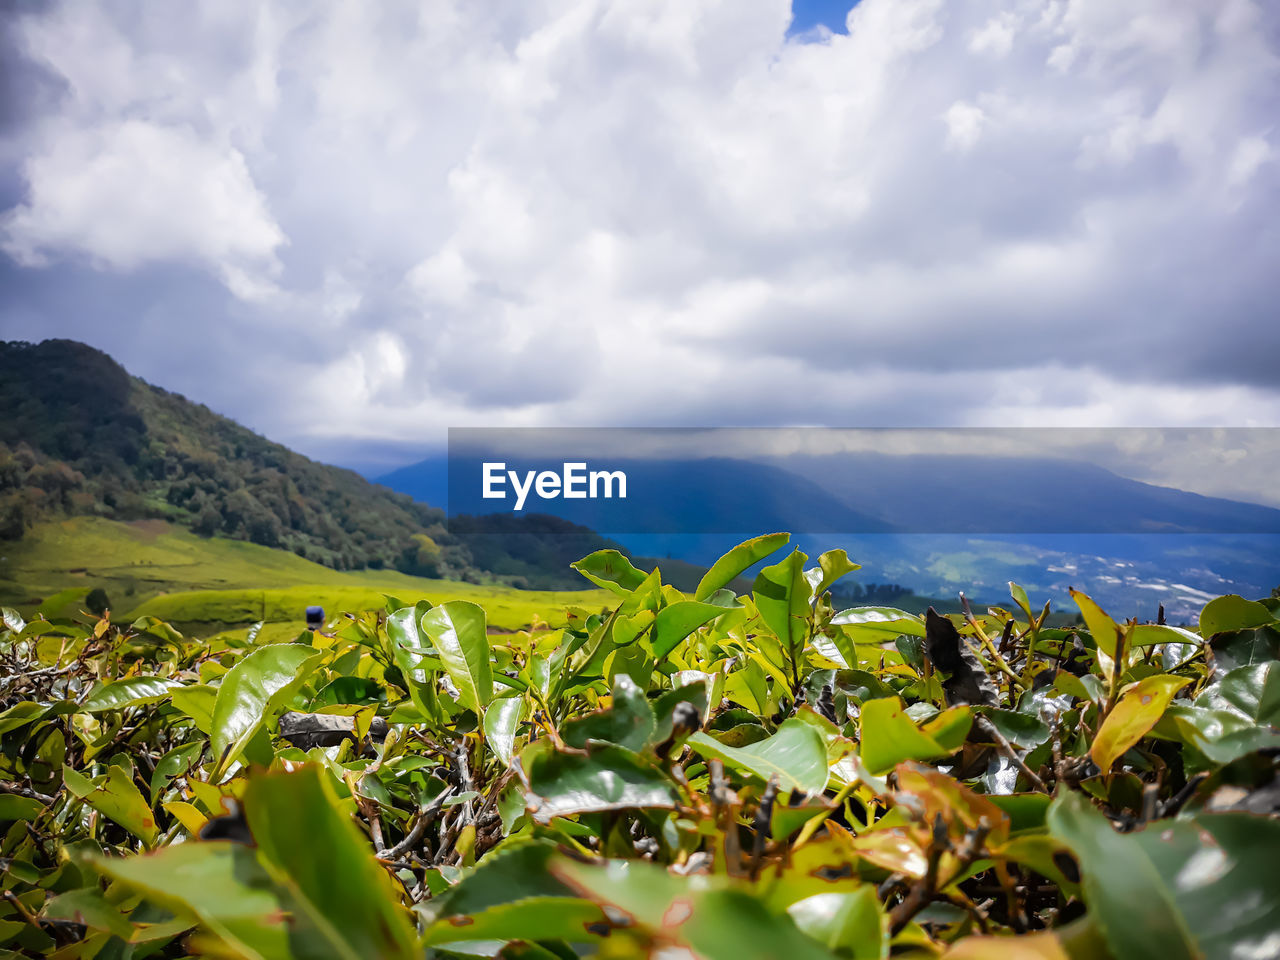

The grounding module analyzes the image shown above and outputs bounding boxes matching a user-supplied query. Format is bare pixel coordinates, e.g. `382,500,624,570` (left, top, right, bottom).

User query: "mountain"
385,455,896,535
0,339,635,586
775,452,1280,534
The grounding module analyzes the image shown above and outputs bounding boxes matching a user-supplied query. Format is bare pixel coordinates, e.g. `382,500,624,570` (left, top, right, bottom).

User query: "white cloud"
1,0,1278,448
2,120,285,298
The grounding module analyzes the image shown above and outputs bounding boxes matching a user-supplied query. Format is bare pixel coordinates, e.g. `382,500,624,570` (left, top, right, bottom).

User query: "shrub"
0,533,1277,958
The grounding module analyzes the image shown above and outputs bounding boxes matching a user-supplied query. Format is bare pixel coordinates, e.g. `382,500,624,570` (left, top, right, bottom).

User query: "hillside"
0,516,613,636
0,339,632,587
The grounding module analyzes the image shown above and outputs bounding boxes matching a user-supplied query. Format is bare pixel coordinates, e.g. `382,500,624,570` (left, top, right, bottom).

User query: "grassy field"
0,517,612,633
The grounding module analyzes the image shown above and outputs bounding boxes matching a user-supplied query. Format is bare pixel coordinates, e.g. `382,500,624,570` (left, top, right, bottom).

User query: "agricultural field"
1,532,1277,958
0,517,612,635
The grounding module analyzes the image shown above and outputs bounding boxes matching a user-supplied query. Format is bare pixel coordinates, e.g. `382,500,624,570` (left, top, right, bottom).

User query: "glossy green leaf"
523,742,679,823
422,841,604,945
570,550,649,596
1199,594,1276,636
787,887,887,959
695,532,790,600
687,717,829,794
421,600,492,714
482,694,525,767
0,794,45,821
753,549,811,657
831,606,927,642
1196,662,1280,726
979,707,1051,750
210,644,320,772
1048,791,1280,960
1091,675,1190,772
651,600,732,658
1008,582,1034,623
386,601,441,720
561,674,655,752
79,677,185,714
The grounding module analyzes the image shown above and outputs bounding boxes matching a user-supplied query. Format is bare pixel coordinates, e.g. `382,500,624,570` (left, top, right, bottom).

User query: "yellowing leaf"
1091,675,1191,772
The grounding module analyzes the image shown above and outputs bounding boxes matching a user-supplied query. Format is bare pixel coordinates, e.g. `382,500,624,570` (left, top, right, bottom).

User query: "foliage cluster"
1,533,1278,959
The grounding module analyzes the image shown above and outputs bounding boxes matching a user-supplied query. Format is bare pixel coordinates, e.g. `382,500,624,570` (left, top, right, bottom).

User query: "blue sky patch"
788,0,855,38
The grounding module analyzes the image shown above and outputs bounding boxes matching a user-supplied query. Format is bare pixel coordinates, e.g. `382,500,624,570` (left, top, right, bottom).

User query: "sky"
2,0,1279,477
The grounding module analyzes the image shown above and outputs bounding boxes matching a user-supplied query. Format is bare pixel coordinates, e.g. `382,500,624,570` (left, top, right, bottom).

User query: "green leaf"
62,765,159,846
978,707,1051,750
687,717,829,794
243,765,418,960
422,841,604,945
386,601,440,720
313,676,386,707
786,887,887,959
814,549,861,597
43,888,138,941
95,840,303,958
753,549,811,659
0,794,45,821
571,550,649,596
1196,662,1280,725
523,742,679,822
1048,791,1280,960
1199,594,1276,636
1091,675,1190,772
561,674,655,752
170,683,217,732
651,600,732,658
695,532,790,601
1156,703,1280,770
858,697,972,775
149,741,205,803
482,694,525,768
211,644,320,773
1008,582,1033,622
831,607,927,643
553,858,835,960
421,601,492,715
79,677,184,714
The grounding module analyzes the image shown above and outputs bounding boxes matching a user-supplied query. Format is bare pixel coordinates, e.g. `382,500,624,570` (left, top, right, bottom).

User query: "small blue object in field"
305,606,324,629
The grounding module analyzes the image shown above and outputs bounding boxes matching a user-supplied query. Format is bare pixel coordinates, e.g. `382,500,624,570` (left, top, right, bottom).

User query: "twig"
0,781,55,805
376,787,454,861
978,718,1048,793
889,815,947,935
748,776,778,881
889,816,992,935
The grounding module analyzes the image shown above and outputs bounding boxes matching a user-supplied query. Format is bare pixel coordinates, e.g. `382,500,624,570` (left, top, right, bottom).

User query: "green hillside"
0,338,631,587
0,516,612,635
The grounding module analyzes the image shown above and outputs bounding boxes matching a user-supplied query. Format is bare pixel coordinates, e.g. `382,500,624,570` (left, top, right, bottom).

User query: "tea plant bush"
1,533,1278,959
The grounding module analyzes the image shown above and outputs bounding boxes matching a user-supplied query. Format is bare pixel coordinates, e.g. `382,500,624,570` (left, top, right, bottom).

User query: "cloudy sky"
1,0,1278,475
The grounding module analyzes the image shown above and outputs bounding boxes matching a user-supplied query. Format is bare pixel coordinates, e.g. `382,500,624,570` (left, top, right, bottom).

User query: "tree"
85,587,111,616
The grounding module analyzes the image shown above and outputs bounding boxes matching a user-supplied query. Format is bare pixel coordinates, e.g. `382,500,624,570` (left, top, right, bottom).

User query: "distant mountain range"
380,447,1280,535
377,446,1280,616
